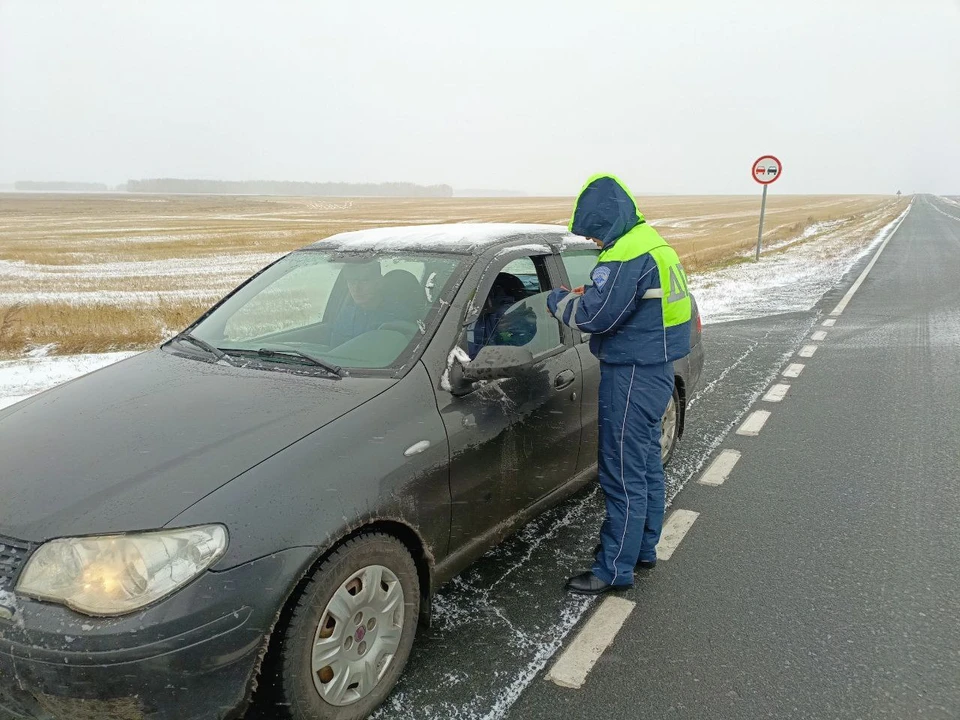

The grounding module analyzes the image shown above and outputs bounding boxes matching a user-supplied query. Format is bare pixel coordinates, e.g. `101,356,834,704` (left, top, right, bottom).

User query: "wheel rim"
660,395,677,463
310,564,405,706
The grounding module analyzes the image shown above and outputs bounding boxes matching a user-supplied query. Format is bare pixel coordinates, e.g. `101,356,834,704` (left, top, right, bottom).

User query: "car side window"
466,255,563,359
560,249,600,290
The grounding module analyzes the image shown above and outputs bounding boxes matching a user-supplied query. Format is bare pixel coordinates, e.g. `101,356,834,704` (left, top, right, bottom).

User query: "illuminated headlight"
16,525,228,616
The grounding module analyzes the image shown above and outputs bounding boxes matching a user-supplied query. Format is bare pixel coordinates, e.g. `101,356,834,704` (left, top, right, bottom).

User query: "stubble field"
0,193,905,358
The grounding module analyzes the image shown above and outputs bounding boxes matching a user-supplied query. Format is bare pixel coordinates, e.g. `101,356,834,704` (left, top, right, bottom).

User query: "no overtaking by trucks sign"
752,155,782,260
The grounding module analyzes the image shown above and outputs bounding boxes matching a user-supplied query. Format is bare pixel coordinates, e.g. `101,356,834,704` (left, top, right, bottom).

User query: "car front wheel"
277,533,420,720
660,386,681,467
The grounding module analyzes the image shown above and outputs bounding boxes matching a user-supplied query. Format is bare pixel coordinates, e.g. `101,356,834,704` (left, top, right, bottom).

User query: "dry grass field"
0,193,905,358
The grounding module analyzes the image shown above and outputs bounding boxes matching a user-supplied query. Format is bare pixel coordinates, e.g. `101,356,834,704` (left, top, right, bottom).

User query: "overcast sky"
1,1,958,195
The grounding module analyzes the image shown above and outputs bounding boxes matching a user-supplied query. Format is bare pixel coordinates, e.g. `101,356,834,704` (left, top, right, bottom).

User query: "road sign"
752,155,782,260
752,155,782,185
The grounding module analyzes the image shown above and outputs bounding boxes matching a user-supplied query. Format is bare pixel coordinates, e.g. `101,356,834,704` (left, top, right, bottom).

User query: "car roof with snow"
310,223,592,255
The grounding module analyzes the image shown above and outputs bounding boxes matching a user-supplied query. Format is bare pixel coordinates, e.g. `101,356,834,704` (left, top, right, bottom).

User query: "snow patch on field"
0,351,138,409
0,205,912,407
0,253,281,280
691,204,911,325
0,252,285,305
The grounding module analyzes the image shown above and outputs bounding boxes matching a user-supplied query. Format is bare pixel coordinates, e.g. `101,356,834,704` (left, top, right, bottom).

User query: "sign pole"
756,183,768,261
751,154,781,261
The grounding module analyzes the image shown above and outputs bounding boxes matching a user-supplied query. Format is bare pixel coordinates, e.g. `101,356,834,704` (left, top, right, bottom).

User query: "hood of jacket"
569,174,645,248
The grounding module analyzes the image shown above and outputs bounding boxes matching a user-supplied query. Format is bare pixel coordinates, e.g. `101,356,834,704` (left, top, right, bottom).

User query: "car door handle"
554,370,576,390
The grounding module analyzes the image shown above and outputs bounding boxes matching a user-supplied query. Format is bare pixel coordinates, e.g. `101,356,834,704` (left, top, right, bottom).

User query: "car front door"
557,246,603,474
439,250,583,550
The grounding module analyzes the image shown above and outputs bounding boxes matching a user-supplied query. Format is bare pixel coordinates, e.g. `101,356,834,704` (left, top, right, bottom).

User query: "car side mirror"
461,345,535,382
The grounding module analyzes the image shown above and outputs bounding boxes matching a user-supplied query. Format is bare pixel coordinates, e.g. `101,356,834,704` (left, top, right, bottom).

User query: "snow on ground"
0,253,281,281
0,205,911,408
0,351,139,410
0,252,285,305
691,204,910,325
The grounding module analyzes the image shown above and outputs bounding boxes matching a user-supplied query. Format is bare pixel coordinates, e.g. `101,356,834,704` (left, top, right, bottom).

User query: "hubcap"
660,395,677,462
310,565,405,706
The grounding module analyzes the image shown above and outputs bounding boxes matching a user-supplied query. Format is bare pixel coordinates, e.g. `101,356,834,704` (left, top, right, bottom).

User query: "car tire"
660,386,681,467
275,533,420,720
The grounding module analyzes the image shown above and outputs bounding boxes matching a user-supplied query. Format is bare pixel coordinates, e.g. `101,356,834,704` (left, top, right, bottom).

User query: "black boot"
593,543,658,571
565,571,632,596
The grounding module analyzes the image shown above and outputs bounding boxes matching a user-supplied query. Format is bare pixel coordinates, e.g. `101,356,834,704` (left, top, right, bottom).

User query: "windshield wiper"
171,332,230,363
254,346,343,377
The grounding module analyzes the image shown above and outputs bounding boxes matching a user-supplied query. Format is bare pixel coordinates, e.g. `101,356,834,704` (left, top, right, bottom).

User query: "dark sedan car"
0,224,703,720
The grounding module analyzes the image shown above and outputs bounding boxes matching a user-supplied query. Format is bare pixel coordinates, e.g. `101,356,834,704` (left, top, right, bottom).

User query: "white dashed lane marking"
657,509,700,560
737,410,771,436
763,383,790,402
544,213,911,698
545,596,635,690
783,363,805,378
698,449,742,486
546,508,701,689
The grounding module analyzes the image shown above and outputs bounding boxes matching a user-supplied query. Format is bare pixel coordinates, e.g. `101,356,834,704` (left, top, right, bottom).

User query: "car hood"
0,350,394,541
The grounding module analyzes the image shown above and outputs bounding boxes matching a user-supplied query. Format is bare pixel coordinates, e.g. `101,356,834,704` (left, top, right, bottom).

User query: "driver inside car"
467,272,538,359
330,260,408,347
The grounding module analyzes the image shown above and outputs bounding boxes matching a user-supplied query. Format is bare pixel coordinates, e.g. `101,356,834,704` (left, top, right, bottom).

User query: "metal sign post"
752,155,783,261
756,184,768,261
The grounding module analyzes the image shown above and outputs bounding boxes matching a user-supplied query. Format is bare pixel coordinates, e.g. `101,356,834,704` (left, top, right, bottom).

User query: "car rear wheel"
277,533,420,720
660,387,680,467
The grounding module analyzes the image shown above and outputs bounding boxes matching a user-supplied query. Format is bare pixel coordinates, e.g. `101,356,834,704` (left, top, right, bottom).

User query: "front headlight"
16,525,228,616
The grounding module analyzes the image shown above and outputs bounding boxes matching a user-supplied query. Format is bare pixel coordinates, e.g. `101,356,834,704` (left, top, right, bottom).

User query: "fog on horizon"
1,0,958,196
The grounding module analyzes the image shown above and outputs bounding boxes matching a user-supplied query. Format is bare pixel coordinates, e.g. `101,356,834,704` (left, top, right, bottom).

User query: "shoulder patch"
591,265,611,290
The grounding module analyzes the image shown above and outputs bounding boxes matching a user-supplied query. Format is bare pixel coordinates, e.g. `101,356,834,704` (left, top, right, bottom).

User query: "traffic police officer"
548,174,692,595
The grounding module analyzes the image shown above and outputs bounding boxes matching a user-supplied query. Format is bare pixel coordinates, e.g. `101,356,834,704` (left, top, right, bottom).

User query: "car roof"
308,223,592,255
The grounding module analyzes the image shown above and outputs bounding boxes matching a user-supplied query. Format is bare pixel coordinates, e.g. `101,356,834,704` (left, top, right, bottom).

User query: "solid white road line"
698,449,742,486
546,596,635,689
822,318,836,327
763,383,790,402
811,330,827,341
830,203,911,317
799,344,818,358
783,363,805,378
737,410,771,436
657,509,700,560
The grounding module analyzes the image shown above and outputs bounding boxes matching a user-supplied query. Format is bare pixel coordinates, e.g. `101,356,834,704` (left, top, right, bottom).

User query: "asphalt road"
255,196,959,720
506,195,960,720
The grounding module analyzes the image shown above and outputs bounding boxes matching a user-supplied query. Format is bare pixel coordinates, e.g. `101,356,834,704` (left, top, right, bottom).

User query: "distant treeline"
125,178,454,197
456,188,528,197
15,181,109,192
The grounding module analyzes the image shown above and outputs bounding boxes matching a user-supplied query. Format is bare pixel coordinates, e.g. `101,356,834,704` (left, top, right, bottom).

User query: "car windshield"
183,250,462,372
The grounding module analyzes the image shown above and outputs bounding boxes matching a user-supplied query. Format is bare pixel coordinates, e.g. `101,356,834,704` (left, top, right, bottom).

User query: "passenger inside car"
329,261,425,347
467,272,538,358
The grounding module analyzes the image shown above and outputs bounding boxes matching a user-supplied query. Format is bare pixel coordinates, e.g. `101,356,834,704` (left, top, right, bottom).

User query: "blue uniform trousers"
592,360,674,586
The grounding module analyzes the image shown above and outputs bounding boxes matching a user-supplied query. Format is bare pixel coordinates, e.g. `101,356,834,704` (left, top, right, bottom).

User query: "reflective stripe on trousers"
592,361,674,586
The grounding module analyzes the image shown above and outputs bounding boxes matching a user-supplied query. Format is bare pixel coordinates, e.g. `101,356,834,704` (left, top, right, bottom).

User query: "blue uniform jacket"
547,176,691,365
